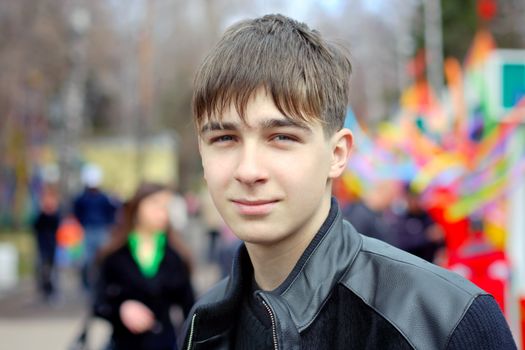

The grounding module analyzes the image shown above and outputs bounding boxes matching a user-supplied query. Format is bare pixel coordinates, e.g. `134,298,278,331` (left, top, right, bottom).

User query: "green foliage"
441,0,479,60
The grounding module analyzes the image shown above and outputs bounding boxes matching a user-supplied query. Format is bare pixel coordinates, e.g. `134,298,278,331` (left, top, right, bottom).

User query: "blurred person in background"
201,186,242,277
342,180,401,245
93,182,195,350
168,190,189,235
167,188,195,272
394,184,445,263
73,164,119,293
216,223,242,278
199,186,224,264
32,182,62,304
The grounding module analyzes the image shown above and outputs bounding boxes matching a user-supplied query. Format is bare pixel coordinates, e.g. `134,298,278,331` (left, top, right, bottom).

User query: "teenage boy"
181,14,516,350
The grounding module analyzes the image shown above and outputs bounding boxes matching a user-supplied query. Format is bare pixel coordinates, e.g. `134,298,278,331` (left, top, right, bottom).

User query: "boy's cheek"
203,164,227,185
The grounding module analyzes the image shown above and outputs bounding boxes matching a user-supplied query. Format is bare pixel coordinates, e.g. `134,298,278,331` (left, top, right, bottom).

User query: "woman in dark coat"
93,183,195,350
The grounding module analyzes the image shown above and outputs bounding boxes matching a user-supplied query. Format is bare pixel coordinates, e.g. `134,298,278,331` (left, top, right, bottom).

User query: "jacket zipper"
186,313,197,350
261,299,279,350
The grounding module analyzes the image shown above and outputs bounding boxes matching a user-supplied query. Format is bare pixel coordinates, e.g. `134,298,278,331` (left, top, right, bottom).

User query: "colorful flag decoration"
343,29,525,251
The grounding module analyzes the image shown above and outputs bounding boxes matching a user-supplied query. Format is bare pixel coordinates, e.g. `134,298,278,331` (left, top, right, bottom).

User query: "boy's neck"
245,196,332,291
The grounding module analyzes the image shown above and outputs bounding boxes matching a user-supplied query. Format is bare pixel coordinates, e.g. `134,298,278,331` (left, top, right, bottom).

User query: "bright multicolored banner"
343,30,525,249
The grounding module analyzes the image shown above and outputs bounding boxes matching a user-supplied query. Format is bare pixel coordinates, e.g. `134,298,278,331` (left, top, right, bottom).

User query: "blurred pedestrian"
167,190,195,272
32,183,61,303
73,164,119,292
94,182,195,350
342,180,401,245
216,224,241,278
394,184,445,263
199,186,223,264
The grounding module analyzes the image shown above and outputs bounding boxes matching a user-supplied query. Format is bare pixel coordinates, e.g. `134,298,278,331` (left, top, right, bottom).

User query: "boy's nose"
233,145,268,185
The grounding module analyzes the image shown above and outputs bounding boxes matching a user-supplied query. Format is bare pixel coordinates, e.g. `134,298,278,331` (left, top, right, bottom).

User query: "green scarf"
128,231,167,278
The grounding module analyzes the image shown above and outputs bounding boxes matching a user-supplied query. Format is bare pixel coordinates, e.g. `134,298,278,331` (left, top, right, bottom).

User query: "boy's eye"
272,134,297,142
210,135,235,143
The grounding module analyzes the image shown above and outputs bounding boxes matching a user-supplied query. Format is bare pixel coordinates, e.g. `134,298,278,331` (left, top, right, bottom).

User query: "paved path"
0,268,111,350
0,217,221,350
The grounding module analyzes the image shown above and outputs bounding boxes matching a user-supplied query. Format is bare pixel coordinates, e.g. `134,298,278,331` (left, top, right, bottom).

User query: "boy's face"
198,90,351,246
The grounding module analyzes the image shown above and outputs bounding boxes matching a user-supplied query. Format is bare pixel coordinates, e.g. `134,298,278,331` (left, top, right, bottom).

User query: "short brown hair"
192,14,352,135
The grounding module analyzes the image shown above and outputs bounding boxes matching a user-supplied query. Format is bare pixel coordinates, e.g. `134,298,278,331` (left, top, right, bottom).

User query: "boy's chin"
236,229,290,247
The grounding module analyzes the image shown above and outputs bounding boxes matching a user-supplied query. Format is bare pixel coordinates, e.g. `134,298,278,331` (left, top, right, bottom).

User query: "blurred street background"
1,0,525,349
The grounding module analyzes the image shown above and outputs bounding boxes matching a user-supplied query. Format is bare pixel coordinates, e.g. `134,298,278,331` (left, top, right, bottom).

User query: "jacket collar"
193,197,363,339
268,197,362,331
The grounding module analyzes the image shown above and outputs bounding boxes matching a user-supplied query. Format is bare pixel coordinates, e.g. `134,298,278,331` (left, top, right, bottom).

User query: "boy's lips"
230,199,280,216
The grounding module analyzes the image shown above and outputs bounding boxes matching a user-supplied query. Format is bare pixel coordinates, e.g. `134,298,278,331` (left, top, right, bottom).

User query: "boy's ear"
329,128,353,179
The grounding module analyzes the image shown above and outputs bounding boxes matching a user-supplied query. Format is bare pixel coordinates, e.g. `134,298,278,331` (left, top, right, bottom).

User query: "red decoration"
477,0,497,21
446,236,509,313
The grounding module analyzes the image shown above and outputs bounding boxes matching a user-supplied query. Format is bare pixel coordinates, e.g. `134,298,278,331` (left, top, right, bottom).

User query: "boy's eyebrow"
200,118,312,134
200,121,238,134
259,118,312,132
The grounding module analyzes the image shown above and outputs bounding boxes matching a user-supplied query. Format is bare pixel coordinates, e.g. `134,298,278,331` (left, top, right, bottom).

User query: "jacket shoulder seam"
340,246,485,349
339,281,416,349
443,295,478,349
358,249,484,297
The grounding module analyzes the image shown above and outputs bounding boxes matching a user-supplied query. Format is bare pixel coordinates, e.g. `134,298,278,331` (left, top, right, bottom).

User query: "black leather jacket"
180,199,492,350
